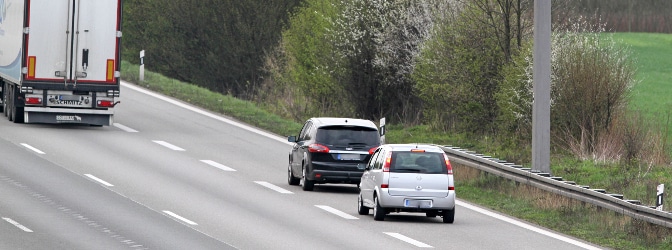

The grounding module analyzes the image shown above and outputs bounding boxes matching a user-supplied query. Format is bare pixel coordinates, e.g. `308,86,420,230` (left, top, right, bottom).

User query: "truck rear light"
381,184,389,188
97,100,114,107
443,153,453,175
368,146,378,154
382,151,392,172
27,56,36,79
106,59,115,81
25,97,42,105
308,143,329,153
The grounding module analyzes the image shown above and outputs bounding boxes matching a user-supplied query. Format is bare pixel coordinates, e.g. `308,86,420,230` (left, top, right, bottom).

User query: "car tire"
373,195,385,221
287,164,300,186
301,165,314,191
426,211,438,218
357,194,369,215
442,208,455,224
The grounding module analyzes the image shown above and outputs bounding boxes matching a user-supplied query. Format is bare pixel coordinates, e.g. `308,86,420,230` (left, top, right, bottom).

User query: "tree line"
122,0,669,165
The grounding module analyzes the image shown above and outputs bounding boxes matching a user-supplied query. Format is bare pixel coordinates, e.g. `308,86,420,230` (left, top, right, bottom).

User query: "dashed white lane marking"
113,123,139,133
384,232,432,248
152,140,185,151
2,217,33,232
20,143,45,155
163,211,198,225
254,181,293,194
314,205,358,220
85,174,114,187
200,160,236,172
457,200,601,250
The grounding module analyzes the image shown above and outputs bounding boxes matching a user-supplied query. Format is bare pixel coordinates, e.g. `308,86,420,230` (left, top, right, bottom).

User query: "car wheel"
301,165,314,191
357,194,369,215
373,195,385,221
287,164,300,186
442,208,455,224
426,211,438,218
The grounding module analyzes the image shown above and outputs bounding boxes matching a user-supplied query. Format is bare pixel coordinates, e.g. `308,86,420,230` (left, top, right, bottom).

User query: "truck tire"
2,82,7,117
8,86,23,123
6,87,12,121
0,82,4,115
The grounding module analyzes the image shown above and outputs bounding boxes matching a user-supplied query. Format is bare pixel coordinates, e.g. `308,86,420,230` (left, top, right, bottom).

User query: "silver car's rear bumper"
378,190,456,210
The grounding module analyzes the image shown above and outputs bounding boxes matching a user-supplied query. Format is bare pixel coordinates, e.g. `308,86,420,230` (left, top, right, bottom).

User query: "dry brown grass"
454,163,672,248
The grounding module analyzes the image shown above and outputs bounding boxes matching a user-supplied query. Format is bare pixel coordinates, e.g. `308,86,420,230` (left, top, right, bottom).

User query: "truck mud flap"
24,109,112,126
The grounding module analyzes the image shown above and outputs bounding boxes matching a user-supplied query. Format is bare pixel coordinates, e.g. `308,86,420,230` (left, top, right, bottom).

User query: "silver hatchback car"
357,144,455,223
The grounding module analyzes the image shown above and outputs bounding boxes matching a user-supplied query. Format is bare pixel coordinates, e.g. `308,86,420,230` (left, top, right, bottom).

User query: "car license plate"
338,154,360,161
404,199,433,208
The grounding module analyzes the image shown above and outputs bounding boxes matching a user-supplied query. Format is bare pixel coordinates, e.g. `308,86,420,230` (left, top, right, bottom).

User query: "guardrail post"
657,184,664,211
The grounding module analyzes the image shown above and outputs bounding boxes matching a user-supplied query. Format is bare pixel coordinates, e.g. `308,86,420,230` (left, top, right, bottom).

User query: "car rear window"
390,152,446,174
315,126,380,147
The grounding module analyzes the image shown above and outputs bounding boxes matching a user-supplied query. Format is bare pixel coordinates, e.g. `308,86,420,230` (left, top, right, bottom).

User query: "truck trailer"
0,0,122,126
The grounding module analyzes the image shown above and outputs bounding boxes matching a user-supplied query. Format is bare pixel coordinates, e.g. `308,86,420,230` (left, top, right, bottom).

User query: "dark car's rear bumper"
309,161,363,184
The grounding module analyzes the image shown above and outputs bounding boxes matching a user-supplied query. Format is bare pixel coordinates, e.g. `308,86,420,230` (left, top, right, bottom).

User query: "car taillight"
444,153,455,191
25,97,42,105
382,151,392,172
368,146,378,154
308,143,329,153
381,183,389,188
443,153,453,175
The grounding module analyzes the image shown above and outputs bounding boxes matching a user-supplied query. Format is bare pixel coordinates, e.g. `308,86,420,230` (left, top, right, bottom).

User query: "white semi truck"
0,0,122,126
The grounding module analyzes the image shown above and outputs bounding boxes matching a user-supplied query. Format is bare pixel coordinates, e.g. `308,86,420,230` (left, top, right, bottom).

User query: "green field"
611,33,672,142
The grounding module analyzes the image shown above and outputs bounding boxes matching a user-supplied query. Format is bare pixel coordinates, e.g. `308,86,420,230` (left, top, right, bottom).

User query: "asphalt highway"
0,81,603,249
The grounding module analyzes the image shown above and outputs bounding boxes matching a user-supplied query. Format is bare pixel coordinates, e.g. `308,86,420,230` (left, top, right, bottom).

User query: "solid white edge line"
2,217,33,233
457,200,602,250
314,205,359,220
113,123,139,133
254,181,293,194
122,81,291,145
20,143,45,154
383,232,432,248
200,160,236,172
85,174,114,187
124,80,600,249
163,210,198,225
152,140,185,151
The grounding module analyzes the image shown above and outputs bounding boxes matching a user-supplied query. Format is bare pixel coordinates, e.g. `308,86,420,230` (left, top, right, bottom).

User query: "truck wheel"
9,87,23,123
0,82,4,115
11,106,23,123
7,93,12,121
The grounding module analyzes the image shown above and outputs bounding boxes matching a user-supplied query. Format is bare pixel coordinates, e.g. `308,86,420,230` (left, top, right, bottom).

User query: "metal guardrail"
439,145,672,228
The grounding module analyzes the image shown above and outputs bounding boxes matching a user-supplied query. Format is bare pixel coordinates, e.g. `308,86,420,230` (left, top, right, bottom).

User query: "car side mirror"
288,136,297,143
357,163,367,170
